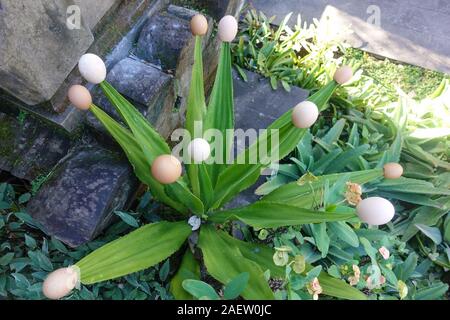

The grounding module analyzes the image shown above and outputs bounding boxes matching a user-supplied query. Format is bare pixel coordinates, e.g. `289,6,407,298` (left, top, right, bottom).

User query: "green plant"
0,182,173,300
182,272,249,300
47,15,405,301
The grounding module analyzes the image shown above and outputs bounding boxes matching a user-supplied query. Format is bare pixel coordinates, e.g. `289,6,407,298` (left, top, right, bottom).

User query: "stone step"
27,137,138,247
0,0,164,133
0,112,72,182
249,0,450,74
136,7,196,72
86,56,176,138
15,1,245,247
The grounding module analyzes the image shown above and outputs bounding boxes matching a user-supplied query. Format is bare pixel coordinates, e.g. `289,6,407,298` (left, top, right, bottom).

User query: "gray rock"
74,0,120,30
27,140,138,247
0,111,71,181
136,12,192,71
86,57,174,135
225,69,309,209
0,0,93,105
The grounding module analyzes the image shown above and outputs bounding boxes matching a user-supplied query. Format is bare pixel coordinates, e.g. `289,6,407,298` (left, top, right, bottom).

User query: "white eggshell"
291,101,319,128
78,53,106,84
188,138,211,162
42,267,79,300
218,15,238,42
356,197,395,226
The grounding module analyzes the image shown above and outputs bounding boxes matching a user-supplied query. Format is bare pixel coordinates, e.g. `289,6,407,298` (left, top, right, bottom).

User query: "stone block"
0,111,72,181
74,0,120,30
0,0,94,105
86,57,174,135
136,11,192,71
27,139,138,247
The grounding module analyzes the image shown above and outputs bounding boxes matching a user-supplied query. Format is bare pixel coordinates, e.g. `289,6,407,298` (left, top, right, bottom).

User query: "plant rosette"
45,14,403,301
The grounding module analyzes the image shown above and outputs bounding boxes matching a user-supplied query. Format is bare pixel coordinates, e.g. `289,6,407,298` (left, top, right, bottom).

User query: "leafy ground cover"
0,9,449,300
232,10,449,300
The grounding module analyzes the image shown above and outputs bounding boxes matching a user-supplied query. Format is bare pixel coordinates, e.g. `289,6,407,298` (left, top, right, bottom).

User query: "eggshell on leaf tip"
187,138,211,162
291,101,319,129
333,65,353,84
356,197,395,226
68,85,92,110
383,162,403,179
151,154,182,185
42,267,79,300
190,14,208,36
78,53,106,84
218,15,238,42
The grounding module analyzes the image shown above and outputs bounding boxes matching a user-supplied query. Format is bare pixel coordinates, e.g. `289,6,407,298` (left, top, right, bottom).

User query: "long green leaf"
198,225,274,300
186,36,208,198
262,168,383,205
211,81,338,209
100,81,170,161
216,229,366,299
170,249,201,300
204,43,234,186
210,202,355,228
165,181,204,215
90,105,186,213
76,221,190,284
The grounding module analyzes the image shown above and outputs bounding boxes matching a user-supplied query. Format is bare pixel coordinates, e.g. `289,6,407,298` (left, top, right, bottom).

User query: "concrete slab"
249,0,450,74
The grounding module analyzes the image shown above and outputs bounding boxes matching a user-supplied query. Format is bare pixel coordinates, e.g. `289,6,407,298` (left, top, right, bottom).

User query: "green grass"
345,48,447,100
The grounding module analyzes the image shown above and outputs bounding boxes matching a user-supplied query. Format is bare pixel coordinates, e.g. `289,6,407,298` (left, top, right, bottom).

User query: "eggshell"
68,85,92,110
356,197,395,226
42,267,79,300
333,66,353,84
187,138,211,162
151,154,182,184
383,163,403,179
78,53,106,84
291,101,319,128
218,15,238,42
190,14,208,36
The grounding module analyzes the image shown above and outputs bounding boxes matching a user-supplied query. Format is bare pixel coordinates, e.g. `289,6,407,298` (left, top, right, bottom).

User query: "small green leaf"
415,224,442,244
223,272,249,300
159,259,170,282
115,211,139,228
0,252,14,266
182,279,220,300
18,193,31,204
24,234,37,249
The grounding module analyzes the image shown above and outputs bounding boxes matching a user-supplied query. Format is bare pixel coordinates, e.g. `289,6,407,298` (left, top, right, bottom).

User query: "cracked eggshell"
218,15,238,42
333,65,353,84
190,14,208,36
42,267,79,300
383,163,403,179
68,85,92,110
291,101,319,128
356,197,395,226
187,138,211,162
78,53,106,84
151,154,182,184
